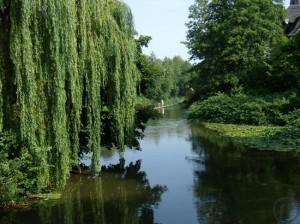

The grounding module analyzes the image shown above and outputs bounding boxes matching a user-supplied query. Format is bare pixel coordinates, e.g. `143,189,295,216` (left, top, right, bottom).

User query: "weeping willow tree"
0,0,138,193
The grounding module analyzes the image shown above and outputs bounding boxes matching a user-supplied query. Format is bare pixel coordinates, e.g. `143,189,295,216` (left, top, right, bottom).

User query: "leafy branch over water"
0,0,138,205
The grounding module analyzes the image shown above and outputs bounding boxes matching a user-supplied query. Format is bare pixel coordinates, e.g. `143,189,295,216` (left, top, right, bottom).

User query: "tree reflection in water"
189,123,300,224
0,160,167,224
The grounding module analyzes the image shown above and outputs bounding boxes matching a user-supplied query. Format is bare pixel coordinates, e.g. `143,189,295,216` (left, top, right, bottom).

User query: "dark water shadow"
0,160,167,224
189,122,300,224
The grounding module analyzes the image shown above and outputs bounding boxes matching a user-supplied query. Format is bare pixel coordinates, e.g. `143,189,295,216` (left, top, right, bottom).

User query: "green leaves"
189,93,292,125
202,122,300,151
137,53,192,101
0,0,139,203
186,0,286,98
284,109,300,127
270,33,300,92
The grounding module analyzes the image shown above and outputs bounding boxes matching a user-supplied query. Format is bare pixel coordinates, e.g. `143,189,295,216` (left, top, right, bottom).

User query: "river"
1,106,300,224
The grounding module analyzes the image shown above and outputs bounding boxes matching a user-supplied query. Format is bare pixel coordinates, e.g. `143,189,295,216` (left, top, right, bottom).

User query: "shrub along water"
199,123,300,152
189,93,300,151
0,0,138,205
189,93,297,126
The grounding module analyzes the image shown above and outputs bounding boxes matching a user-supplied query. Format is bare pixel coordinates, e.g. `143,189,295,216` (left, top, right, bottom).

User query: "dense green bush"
189,94,294,125
0,132,51,206
0,158,23,205
0,132,23,205
284,109,300,127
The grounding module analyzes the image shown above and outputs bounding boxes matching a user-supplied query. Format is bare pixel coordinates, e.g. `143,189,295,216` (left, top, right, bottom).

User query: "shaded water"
2,107,300,224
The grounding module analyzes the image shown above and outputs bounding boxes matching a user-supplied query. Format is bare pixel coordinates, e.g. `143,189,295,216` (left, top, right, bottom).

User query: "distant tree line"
136,36,193,102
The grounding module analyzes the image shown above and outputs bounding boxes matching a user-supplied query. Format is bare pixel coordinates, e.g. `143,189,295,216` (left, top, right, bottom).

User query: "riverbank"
201,122,300,152
0,192,61,211
136,96,184,108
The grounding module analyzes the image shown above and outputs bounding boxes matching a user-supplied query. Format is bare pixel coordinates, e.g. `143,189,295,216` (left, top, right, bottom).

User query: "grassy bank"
201,123,300,152
188,93,300,152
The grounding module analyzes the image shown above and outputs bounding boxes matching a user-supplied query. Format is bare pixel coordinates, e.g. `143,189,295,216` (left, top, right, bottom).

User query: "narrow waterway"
2,107,300,224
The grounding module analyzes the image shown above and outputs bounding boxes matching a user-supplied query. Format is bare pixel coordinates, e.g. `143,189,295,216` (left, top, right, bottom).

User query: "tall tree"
186,0,286,100
0,0,138,197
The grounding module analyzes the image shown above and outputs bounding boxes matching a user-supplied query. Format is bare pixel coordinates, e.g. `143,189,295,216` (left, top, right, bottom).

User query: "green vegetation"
201,123,300,152
0,0,139,206
0,0,192,206
186,0,300,151
1,0,299,211
136,36,193,102
189,93,297,126
186,0,287,99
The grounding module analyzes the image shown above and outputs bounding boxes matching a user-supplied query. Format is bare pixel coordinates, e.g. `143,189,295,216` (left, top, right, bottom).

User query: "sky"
125,0,291,60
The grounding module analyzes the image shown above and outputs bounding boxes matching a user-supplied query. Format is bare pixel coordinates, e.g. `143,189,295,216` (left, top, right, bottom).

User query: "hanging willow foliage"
0,0,138,190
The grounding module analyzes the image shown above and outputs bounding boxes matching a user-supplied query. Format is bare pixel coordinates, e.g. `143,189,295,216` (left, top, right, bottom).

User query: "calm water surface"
2,107,300,224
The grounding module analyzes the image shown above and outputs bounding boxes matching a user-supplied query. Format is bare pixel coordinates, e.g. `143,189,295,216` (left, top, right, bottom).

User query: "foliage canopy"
0,0,138,204
186,0,286,99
